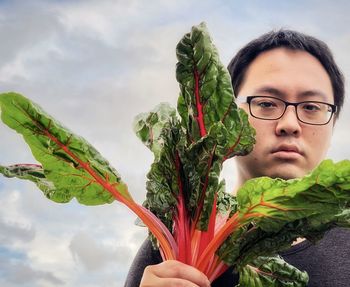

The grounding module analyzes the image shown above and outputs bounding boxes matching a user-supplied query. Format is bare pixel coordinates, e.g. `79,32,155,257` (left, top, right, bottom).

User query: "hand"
139,260,211,287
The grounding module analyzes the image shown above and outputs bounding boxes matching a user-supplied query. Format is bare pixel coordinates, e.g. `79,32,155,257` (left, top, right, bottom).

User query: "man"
125,29,349,287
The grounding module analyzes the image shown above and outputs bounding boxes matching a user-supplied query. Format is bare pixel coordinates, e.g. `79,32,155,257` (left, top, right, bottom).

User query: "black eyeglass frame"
246,96,337,125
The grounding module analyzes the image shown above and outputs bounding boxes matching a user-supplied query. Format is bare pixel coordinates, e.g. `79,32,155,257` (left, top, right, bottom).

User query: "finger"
158,277,202,287
152,260,210,287
140,266,201,287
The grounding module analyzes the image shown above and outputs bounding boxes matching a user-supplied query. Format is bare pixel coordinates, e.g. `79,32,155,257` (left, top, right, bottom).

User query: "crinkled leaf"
138,23,255,234
237,160,350,231
237,256,309,287
133,103,177,161
179,134,220,229
135,104,183,231
0,92,129,205
176,22,231,141
218,160,350,267
0,164,55,196
133,103,183,233
216,180,238,216
176,22,255,150
173,23,255,230
217,108,256,160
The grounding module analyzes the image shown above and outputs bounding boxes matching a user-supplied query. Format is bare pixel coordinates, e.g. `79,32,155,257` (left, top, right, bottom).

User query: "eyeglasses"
245,96,337,125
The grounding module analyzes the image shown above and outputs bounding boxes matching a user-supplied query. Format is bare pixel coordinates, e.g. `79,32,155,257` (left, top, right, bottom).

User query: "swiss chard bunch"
1,23,350,287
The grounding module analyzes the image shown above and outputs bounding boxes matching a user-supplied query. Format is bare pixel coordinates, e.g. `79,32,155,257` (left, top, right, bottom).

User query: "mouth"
271,144,303,160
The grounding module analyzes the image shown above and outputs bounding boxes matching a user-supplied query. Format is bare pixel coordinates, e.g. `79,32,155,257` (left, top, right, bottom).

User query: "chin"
267,168,306,180
260,159,312,180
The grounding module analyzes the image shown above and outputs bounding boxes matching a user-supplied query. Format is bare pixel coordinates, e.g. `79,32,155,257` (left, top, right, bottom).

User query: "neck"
232,168,250,195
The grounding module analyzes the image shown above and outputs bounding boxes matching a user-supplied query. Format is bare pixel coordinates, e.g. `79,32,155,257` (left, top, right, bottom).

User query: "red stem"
196,212,241,272
191,144,217,235
194,69,207,137
174,151,191,264
197,193,217,263
208,260,229,283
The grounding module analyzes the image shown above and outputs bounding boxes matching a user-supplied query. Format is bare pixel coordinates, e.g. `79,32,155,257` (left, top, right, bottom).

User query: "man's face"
236,47,335,182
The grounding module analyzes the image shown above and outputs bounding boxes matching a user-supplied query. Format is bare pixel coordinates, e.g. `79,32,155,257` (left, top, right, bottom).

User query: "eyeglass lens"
249,97,334,125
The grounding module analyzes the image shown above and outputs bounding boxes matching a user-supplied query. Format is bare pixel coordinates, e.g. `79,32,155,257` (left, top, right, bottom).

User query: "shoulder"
124,238,162,287
281,227,350,287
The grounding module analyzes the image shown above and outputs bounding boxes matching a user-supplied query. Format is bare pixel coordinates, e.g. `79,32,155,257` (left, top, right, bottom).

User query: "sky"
0,0,350,286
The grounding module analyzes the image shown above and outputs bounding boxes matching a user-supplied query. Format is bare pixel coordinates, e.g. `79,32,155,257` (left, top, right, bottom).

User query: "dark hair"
227,29,345,118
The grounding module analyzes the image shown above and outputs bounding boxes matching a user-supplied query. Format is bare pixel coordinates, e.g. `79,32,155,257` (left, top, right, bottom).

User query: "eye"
257,101,277,108
301,103,321,112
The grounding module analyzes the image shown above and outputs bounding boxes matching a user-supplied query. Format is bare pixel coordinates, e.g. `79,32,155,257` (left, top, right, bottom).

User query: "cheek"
248,119,274,153
307,127,332,157
250,118,273,138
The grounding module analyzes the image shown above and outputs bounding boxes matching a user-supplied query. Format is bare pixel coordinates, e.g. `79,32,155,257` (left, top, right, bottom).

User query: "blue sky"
1,1,350,286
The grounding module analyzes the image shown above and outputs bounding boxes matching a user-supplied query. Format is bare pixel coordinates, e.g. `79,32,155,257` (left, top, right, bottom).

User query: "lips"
271,144,303,159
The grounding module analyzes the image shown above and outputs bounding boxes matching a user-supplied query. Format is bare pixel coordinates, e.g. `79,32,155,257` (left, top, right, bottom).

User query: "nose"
275,105,302,136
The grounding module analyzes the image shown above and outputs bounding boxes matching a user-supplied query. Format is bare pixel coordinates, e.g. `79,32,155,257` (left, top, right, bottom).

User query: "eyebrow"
254,86,330,101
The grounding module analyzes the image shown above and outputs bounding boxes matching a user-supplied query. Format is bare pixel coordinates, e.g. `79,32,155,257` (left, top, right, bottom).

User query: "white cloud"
55,1,138,45
0,182,147,286
0,259,64,286
0,219,35,245
69,231,132,270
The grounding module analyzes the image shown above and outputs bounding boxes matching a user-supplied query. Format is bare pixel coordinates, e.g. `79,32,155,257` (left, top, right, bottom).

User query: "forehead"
239,48,334,103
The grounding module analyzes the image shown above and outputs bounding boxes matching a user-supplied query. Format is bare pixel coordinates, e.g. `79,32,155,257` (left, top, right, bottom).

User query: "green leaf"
0,92,129,205
216,108,256,160
180,134,220,228
216,180,238,216
133,103,177,161
176,22,255,152
218,159,350,267
237,160,350,231
0,164,56,196
237,256,309,287
173,22,255,230
134,104,183,231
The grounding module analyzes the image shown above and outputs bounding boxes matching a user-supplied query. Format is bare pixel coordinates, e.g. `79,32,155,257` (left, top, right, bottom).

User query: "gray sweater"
124,228,350,286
